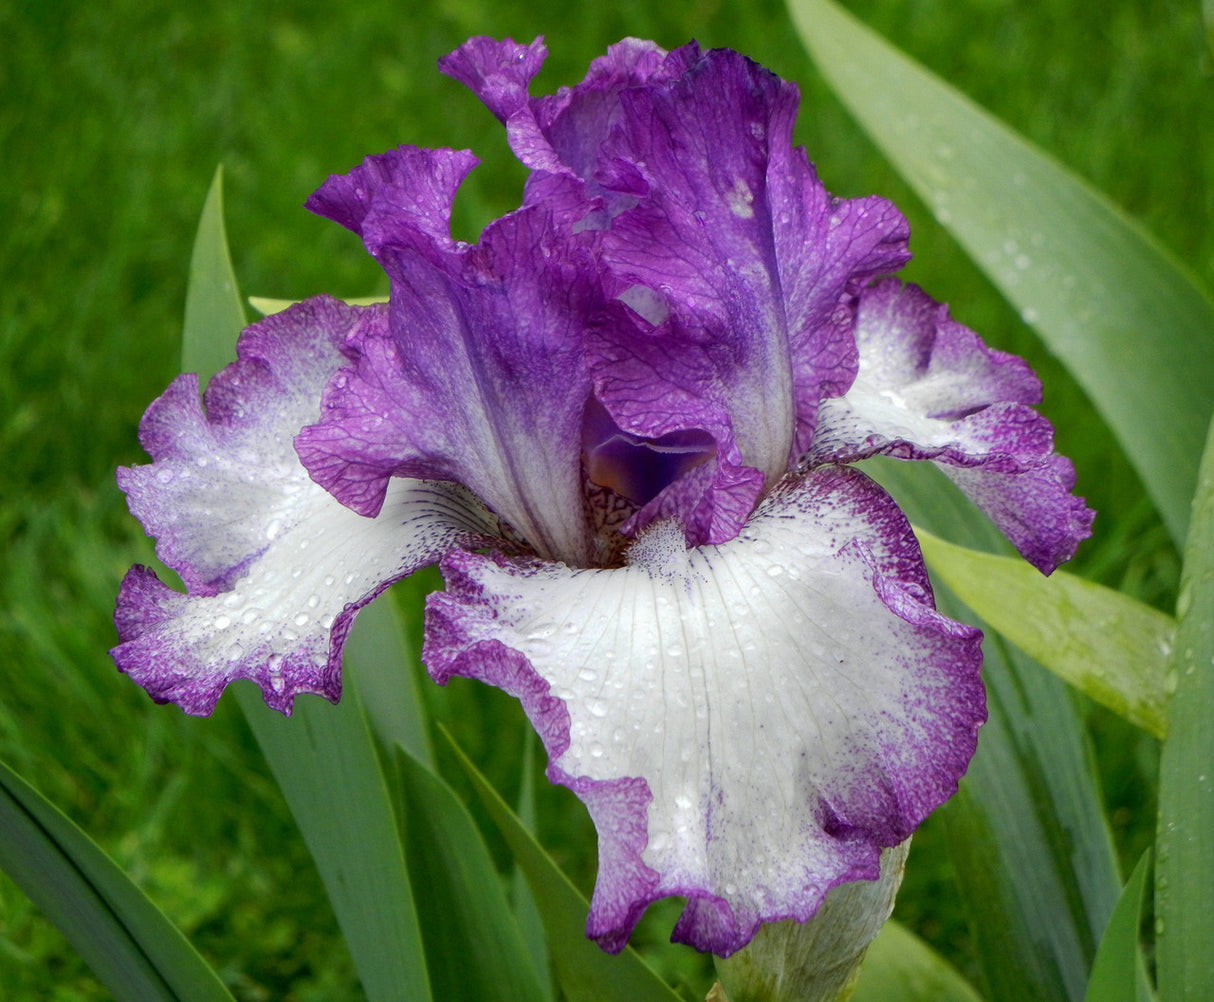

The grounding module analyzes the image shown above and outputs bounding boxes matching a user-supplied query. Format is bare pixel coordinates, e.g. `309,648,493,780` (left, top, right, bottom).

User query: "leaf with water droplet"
916,526,1173,738
1156,411,1214,999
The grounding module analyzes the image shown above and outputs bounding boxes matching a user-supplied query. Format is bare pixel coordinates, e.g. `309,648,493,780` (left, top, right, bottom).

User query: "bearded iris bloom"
112,38,1092,956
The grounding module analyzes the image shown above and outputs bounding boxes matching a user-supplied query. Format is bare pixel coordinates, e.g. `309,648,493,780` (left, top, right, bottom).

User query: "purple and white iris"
112,38,1093,956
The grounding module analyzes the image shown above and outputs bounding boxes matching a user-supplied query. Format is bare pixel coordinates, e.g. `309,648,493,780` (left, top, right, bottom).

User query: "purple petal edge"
112,296,497,716
811,279,1094,573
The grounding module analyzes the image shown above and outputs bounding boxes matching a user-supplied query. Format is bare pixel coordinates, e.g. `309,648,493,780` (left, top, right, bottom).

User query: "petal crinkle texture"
444,38,913,549
810,279,1095,572
301,145,603,565
424,465,985,955
113,297,496,715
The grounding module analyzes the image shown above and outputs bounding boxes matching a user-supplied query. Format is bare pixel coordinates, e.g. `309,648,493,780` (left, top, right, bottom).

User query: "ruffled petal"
809,279,1094,572
112,297,496,715
596,47,909,466
300,146,602,565
424,465,984,955
439,35,674,182
441,40,911,547
304,144,478,255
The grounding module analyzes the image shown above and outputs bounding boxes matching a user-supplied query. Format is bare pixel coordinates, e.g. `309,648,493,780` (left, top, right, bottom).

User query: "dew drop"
213,615,231,630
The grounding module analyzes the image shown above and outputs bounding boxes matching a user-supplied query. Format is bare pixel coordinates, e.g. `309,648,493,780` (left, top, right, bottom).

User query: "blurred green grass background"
1,0,1209,997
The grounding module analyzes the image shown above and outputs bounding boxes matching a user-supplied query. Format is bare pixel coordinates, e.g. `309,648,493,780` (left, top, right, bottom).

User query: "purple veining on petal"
560,44,907,542
939,455,1093,574
305,145,478,255
437,36,549,130
423,465,984,955
300,145,604,565
810,279,1094,572
440,35,675,186
596,46,912,466
584,300,767,546
112,297,496,715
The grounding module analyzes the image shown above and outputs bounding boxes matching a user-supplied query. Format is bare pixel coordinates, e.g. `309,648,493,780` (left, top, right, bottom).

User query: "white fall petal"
427,465,983,954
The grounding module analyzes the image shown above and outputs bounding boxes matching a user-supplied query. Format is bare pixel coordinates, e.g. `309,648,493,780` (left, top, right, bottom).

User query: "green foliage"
851,921,984,1002
870,460,1124,1002
1155,415,1214,1000
443,728,685,1002
916,529,1172,739
0,760,235,1002
1083,851,1153,1002
397,746,548,1002
183,167,247,382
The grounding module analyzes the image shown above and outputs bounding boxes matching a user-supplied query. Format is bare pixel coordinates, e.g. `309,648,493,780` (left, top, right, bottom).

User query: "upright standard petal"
300,147,601,566
595,46,910,481
442,40,912,549
439,35,674,182
424,466,984,955
809,279,1094,572
113,297,496,715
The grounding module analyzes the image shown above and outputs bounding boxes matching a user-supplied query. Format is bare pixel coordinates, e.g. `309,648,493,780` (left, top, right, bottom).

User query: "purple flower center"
582,398,715,508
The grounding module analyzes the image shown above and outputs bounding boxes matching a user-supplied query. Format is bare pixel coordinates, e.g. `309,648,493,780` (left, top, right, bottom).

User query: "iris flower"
112,38,1092,956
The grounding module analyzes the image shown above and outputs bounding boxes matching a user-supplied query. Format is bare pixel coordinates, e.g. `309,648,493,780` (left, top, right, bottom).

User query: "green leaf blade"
1155,414,1214,1000
397,745,549,1002
235,679,432,1002
183,166,247,383
0,759,236,1002
787,0,1214,547
916,528,1173,738
1083,851,1153,1002
851,920,985,1002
